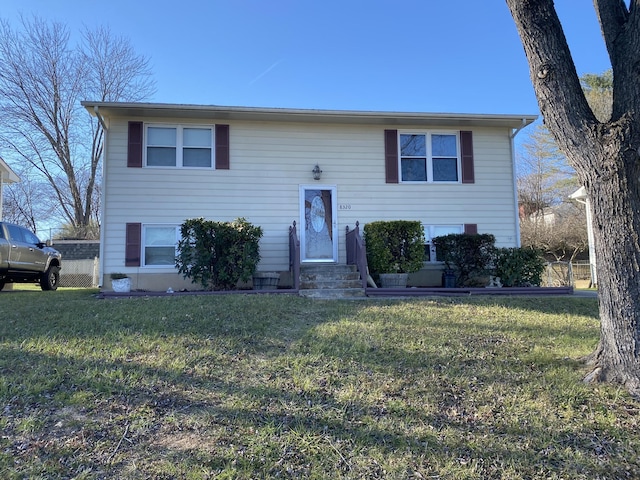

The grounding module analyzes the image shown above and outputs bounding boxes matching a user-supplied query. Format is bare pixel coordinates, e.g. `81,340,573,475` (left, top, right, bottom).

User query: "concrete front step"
299,287,366,299
300,264,358,274
299,264,366,298
299,278,363,289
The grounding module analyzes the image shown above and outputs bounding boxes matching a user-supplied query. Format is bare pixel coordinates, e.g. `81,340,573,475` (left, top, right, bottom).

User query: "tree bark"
506,0,640,397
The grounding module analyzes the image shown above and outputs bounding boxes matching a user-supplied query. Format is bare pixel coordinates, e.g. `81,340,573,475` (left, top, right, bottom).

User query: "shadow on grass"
1,291,626,479
0,338,626,478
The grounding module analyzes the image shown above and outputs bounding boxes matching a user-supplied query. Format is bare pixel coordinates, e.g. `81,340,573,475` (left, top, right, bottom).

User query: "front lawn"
0,290,637,479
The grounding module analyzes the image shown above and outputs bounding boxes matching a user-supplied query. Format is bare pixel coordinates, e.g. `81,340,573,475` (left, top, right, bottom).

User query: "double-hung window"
424,225,463,262
400,132,460,182
146,125,213,168
143,225,180,266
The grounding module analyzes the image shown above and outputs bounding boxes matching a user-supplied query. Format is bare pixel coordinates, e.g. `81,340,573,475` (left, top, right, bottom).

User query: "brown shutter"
128,122,143,168
215,124,230,170
464,224,478,235
460,130,474,183
384,129,399,184
125,223,141,266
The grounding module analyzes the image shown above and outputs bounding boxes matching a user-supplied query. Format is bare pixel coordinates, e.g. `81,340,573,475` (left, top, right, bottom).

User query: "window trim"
144,124,215,169
141,224,180,268
399,130,461,183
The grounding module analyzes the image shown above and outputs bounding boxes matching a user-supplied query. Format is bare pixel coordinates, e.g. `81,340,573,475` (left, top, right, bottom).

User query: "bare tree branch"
0,16,154,237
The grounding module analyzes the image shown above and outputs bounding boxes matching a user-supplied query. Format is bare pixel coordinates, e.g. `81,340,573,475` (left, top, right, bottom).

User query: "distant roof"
0,157,20,184
82,101,537,129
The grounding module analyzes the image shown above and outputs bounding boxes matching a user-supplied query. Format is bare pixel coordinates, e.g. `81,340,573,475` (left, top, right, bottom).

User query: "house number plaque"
339,204,351,210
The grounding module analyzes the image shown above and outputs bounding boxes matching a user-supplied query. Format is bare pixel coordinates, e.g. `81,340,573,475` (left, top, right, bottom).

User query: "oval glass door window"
310,195,325,232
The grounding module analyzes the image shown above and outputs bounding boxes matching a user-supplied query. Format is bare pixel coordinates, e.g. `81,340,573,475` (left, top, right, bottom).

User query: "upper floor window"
146,125,213,168
400,132,460,182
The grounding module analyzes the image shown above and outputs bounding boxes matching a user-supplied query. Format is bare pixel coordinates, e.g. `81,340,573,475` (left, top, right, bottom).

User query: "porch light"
312,164,322,180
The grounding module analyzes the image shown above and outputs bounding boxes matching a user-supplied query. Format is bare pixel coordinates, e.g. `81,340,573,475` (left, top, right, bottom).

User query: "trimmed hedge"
494,247,546,287
176,217,263,290
364,220,425,274
432,233,496,287
433,233,547,287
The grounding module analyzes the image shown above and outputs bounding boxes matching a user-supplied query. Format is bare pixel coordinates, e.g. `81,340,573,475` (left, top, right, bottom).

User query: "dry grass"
0,290,637,479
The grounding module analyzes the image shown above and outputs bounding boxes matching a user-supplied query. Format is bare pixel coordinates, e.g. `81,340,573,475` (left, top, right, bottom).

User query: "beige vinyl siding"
101,117,519,286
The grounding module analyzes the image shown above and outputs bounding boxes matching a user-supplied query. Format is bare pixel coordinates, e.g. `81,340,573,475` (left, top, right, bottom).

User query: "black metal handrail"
346,221,369,288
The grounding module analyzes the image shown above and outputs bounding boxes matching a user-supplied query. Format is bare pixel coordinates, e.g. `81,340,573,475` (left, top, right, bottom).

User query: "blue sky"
3,1,611,117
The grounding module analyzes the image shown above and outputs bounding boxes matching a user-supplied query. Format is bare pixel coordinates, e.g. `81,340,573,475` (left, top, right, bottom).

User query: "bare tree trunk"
506,0,640,397
583,130,640,394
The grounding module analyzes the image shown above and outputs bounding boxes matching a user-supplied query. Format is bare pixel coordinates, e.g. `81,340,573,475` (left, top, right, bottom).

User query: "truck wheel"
0,281,5,291
41,265,60,291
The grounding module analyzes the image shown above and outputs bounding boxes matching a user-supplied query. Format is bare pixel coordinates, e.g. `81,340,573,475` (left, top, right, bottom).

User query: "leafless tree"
2,166,55,234
507,0,640,397
520,202,588,262
517,125,586,260
0,16,154,238
518,125,577,214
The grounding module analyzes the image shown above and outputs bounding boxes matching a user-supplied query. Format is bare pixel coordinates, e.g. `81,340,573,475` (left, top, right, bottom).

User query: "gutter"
510,118,529,139
93,105,108,288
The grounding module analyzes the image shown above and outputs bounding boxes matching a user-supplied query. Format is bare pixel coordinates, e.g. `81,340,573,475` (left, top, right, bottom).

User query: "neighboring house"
82,102,536,291
524,206,557,226
0,157,20,221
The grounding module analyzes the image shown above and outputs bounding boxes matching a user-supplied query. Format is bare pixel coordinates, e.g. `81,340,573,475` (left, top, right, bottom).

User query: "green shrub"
494,247,546,287
364,220,425,274
433,233,496,287
176,217,263,290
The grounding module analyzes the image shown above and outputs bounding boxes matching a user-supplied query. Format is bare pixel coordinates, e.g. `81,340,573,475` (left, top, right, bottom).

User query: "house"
82,102,536,291
0,157,20,221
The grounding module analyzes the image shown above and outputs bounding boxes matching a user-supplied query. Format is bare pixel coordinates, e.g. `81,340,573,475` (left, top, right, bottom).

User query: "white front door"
300,185,337,262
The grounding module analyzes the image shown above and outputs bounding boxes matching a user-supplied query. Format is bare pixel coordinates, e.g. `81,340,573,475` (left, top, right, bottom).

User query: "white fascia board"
82,101,537,129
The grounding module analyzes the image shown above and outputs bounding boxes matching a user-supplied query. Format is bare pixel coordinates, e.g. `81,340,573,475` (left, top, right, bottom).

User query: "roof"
0,157,20,184
82,101,537,129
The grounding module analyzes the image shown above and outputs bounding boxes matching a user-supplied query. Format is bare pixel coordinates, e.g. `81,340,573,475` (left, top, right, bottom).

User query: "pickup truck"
0,221,62,291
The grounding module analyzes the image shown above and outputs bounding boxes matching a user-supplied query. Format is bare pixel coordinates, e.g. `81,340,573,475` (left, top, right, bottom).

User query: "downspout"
509,119,529,247
94,106,108,131
571,194,597,288
94,106,108,288
509,118,528,140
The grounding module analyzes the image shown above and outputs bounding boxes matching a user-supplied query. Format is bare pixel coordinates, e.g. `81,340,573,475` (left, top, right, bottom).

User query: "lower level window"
424,225,463,262
143,225,179,266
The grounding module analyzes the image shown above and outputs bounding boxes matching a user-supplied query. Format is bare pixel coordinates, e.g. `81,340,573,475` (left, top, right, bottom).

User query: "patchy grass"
0,290,637,479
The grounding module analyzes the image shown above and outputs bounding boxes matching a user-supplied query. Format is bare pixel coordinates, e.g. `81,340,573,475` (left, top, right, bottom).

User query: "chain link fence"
544,261,593,287
59,257,99,288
